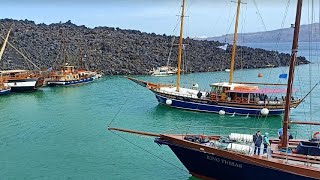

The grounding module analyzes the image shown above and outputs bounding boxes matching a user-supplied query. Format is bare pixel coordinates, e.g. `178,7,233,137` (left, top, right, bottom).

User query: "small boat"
47,65,94,86
110,1,320,179
150,66,177,76
0,78,10,95
0,88,10,95
266,64,275,68
0,70,44,92
0,71,10,95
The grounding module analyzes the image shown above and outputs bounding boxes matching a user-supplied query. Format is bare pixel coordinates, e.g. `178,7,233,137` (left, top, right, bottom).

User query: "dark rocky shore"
0,19,309,75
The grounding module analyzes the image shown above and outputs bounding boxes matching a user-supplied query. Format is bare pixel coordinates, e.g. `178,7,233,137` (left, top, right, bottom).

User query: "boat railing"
162,126,317,143
158,89,194,98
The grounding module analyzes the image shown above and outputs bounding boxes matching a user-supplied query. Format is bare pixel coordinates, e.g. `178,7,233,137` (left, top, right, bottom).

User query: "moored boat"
127,0,302,116
150,66,178,76
0,78,10,95
0,70,44,92
110,1,320,179
0,25,44,92
47,65,94,86
0,88,10,95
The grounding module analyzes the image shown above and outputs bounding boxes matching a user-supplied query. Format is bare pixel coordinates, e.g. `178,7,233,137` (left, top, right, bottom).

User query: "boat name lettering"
206,155,242,168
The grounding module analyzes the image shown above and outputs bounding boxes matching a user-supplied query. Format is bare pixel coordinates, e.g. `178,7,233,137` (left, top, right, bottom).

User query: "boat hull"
156,139,316,180
6,78,43,92
155,93,284,116
0,89,10,95
47,77,93,86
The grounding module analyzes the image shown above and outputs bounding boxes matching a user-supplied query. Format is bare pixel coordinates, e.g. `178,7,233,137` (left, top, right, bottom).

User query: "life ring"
313,132,320,139
199,135,205,140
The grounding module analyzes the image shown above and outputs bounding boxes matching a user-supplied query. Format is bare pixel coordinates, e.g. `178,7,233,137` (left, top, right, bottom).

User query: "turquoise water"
1,43,320,179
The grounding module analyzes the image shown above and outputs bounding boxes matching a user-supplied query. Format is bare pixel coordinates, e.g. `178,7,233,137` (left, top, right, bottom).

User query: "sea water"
0,42,319,179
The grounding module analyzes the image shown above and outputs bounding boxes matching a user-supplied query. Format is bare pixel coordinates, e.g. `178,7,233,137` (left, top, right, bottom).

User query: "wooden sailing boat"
127,0,302,116
0,27,44,92
47,43,96,86
110,0,320,179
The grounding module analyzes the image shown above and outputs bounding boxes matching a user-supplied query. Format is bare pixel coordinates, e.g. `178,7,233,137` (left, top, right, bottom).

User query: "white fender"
166,99,172,105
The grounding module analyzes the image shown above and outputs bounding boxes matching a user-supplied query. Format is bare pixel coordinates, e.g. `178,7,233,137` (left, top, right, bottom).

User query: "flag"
279,74,288,79
48,67,53,71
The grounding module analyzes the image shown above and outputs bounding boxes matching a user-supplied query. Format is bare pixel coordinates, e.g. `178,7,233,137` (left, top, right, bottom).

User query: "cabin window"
211,86,217,93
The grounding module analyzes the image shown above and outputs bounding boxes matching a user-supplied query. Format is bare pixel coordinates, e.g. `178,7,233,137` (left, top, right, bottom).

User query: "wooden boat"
47,65,94,86
0,27,44,92
0,70,44,92
109,0,320,179
127,0,302,116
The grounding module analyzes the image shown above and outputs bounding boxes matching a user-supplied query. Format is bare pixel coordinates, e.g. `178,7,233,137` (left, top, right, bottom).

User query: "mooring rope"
109,130,189,174
107,79,137,128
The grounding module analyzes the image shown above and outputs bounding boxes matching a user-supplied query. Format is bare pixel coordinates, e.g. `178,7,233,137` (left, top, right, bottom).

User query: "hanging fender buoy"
219,110,226,115
261,108,269,116
166,99,172,105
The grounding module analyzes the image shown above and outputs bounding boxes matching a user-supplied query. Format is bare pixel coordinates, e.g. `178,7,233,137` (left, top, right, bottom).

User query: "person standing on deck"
263,132,270,154
253,131,263,155
278,126,293,140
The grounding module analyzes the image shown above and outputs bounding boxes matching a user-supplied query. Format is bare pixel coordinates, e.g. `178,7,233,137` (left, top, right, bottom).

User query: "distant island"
0,19,309,75
205,23,320,43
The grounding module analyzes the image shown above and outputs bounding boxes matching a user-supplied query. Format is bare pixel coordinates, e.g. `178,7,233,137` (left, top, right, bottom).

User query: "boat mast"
0,28,12,64
228,0,241,84
282,0,303,148
176,0,185,92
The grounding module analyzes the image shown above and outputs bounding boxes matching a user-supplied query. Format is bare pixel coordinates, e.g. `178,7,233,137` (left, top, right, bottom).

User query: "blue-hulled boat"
127,0,302,117
0,87,10,95
110,1,320,179
47,65,95,86
0,74,10,95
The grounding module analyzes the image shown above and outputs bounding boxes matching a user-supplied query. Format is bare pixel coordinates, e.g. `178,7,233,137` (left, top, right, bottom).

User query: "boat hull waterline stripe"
155,94,284,116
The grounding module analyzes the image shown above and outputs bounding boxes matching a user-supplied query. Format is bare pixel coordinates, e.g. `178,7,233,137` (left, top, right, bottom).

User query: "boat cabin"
0,70,35,80
209,82,289,105
60,66,77,74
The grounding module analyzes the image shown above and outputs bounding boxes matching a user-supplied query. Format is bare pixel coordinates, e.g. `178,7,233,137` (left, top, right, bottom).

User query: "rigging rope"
0,35,40,70
308,0,315,122
107,82,137,128
109,130,189,174
106,78,189,174
252,0,268,32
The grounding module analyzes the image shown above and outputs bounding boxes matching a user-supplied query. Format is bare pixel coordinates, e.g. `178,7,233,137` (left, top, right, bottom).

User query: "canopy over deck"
227,88,298,94
0,70,28,74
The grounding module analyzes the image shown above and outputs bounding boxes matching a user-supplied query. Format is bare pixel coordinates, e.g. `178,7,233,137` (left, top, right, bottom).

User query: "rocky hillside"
207,23,320,43
0,19,309,75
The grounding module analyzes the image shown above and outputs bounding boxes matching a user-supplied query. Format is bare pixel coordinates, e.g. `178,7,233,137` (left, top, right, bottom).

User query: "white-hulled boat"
150,66,177,76
1,70,44,92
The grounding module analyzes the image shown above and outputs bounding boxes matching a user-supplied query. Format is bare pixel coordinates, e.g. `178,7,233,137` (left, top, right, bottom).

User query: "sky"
1,0,319,37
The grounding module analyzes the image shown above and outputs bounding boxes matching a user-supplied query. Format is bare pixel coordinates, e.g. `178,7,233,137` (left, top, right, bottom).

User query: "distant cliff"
206,23,320,43
0,19,309,75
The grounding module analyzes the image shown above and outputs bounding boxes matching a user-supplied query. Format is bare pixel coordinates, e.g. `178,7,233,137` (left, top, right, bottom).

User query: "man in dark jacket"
253,131,263,155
